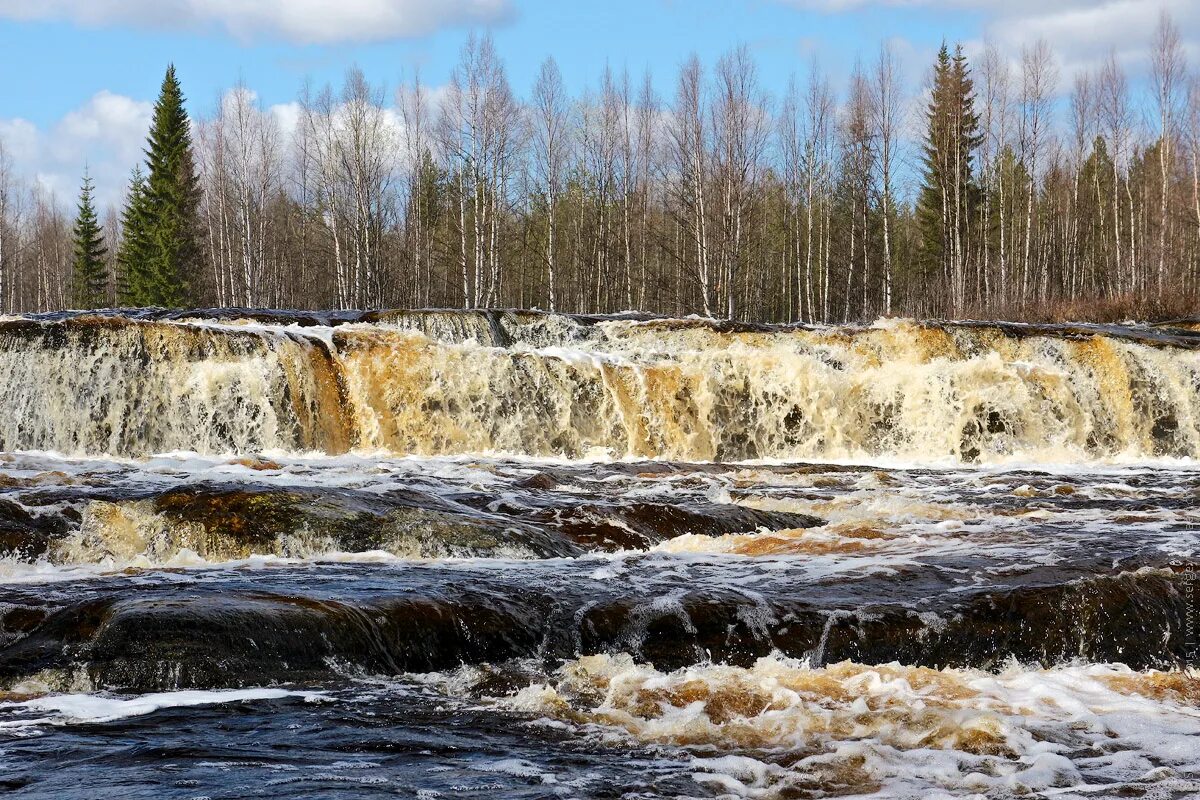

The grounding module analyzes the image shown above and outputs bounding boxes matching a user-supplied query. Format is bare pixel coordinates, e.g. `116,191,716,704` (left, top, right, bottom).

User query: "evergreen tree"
1078,136,1116,291
70,172,109,308
116,167,151,306
917,44,982,310
140,64,202,307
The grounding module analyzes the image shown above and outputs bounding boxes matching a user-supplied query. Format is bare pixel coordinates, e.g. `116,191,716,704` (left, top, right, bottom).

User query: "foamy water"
0,311,1196,798
416,653,1200,799
0,311,1197,462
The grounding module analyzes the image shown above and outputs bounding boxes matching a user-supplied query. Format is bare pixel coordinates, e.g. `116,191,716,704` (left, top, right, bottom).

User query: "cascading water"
0,309,1196,799
0,316,350,456
0,310,1197,461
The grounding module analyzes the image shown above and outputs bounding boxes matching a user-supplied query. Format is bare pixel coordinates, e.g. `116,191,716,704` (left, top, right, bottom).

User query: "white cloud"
778,0,1200,81
0,0,513,45
0,91,152,209
981,0,1199,77
785,0,1149,11
0,76,457,216
269,101,302,142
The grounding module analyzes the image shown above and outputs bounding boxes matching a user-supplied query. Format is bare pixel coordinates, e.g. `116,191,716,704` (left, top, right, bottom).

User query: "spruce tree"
917,44,982,306
917,45,953,270
116,167,151,306
140,64,202,307
70,172,109,309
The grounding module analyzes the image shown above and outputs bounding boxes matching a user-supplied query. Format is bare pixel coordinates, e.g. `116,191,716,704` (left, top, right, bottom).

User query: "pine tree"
70,172,109,309
116,167,151,306
140,64,202,307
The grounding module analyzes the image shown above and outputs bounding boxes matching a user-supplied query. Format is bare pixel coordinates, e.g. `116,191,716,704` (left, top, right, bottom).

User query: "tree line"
2,13,1199,322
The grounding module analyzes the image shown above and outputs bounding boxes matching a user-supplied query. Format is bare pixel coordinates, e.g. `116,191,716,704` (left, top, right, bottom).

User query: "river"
0,310,1196,799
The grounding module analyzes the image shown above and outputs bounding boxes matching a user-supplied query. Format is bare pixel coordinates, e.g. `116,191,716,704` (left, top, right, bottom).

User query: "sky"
0,0,1195,208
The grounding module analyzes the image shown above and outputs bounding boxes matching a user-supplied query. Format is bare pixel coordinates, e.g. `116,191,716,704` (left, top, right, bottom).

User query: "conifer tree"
70,172,108,308
139,64,202,307
116,167,151,306
917,43,982,311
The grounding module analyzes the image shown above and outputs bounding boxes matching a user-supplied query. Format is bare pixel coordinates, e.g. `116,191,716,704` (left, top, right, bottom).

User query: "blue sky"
0,0,1193,207
0,2,977,126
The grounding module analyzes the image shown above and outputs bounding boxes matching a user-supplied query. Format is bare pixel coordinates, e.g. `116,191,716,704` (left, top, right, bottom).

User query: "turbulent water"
0,309,1197,799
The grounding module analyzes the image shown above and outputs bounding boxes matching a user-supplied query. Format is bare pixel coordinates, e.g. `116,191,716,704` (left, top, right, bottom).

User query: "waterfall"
0,311,1196,462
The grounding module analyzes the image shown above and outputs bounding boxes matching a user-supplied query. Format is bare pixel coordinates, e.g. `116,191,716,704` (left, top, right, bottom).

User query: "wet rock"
89,485,582,561
534,502,823,551
578,570,1196,671
0,498,70,559
516,472,557,490
2,563,1188,692
0,591,551,690
0,602,53,650
803,570,1192,670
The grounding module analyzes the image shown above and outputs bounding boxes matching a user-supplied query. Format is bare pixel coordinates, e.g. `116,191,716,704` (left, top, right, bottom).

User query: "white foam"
488,653,1200,799
0,688,326,729
478,758,558,784
1,315,1198,463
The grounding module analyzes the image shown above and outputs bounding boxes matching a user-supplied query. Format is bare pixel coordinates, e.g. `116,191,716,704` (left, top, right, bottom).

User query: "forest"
0,11,1198,323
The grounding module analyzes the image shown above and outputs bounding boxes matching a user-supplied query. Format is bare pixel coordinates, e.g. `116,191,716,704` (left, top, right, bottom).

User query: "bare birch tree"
530,57,571,311
1151,10,1185,297
1018,39,1057,303
873,42,901,314
711,45,768,319
669,55,713,316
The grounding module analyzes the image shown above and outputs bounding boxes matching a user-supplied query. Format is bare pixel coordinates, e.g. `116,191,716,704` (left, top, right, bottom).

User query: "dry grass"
1012,293,1200,325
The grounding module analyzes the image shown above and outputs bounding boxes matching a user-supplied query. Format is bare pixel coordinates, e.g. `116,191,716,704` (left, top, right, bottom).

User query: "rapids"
0,309,1197,461
0,309,1196,799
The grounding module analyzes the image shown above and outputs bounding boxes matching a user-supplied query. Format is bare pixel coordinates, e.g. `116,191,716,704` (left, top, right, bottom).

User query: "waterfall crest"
1,311,1196,462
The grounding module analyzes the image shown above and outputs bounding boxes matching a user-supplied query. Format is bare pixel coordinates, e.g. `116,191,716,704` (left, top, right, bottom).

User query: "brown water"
0,310,1196,799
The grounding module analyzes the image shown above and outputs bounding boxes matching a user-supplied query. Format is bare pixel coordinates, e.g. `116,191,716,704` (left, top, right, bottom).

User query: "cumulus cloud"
0,79,457,214
0,91,152,209
779,0,1200,79
784,0,1159,12
0,0,513,44
980,0,1199,76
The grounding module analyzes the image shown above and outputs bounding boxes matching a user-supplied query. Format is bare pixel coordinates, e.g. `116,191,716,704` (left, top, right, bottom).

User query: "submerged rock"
0,561,1189,691
512,501,822,551
0,499,70,560
55,484,581,563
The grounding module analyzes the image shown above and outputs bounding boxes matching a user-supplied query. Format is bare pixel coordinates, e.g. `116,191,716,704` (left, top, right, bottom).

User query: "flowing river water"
0,309,1197,799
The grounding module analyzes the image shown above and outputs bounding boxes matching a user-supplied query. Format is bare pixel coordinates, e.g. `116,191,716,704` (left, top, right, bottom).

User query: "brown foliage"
1013,293,1200,324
